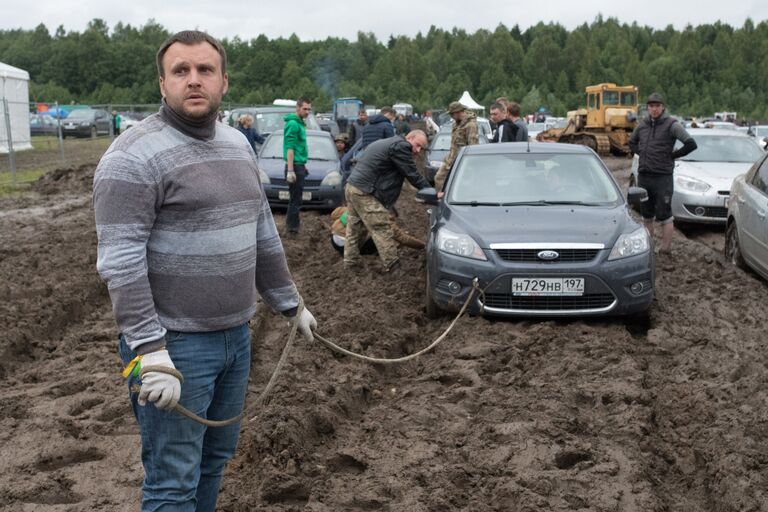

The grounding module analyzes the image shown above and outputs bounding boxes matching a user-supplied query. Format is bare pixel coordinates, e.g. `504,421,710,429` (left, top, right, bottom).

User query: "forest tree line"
1,17,767,120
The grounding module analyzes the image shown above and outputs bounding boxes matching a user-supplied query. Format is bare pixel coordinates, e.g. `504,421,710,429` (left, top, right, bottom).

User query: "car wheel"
424,268,443,319
90,126,97,138
725,221,747,270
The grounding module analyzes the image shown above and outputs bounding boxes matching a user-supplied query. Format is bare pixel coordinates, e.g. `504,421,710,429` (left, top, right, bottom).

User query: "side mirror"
627,186,648,206
416,187,439,205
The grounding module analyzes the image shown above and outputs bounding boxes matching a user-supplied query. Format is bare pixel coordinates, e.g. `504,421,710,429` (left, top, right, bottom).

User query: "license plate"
278,191,312,200
512,277,584,296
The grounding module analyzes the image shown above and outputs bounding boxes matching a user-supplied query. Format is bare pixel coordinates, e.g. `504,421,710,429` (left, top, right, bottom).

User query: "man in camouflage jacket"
434,101,479,191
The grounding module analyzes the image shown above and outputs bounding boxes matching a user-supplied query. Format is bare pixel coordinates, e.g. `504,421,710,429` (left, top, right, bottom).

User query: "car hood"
258,157,338,178
444,204,634,248
675,161,754,192
676,160,754,181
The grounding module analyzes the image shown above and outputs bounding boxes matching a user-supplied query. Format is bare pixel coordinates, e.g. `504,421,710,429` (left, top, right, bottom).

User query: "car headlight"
80,121,90,126
437,227,487,260
257,168,270,184
608,227,650,261
676,174,710,193
320,170,342,187
429,160,443,169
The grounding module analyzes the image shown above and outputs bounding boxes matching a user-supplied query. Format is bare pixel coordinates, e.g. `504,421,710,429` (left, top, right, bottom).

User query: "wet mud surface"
0,157,766,511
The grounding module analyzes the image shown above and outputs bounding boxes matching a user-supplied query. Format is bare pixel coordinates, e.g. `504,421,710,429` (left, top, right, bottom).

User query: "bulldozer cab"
585,84,638,129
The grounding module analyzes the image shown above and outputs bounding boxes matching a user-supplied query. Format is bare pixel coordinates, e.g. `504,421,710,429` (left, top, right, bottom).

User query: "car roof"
463,141,596,155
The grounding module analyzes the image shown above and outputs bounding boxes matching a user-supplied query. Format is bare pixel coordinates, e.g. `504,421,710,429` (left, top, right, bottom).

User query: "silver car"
725,152,768,280
630,129,765,224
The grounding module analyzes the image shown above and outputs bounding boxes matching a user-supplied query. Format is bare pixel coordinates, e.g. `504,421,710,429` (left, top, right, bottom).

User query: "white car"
630,129,765,224
725,152,768,280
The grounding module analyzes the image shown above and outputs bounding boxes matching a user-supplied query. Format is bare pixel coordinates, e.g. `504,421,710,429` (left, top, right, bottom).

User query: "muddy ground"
0,157,766,512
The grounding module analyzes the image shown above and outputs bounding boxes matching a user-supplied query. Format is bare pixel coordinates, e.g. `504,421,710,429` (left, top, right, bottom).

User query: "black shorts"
638,173,674,223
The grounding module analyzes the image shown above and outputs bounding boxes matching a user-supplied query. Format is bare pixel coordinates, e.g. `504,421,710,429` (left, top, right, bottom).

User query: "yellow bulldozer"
537,83,639,156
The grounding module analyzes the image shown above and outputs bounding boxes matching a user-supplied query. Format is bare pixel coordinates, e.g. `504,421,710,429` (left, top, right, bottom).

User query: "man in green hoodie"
283,97,311,235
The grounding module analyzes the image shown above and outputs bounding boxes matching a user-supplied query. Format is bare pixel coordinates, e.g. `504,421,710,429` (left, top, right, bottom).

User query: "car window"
448,153,619,204
676,135,764,163
259,133,338,161
751,157,768,195
431,133,452,151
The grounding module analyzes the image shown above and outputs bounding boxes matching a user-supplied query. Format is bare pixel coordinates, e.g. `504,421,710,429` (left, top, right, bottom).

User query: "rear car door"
741,156,768,274
95,110,110,134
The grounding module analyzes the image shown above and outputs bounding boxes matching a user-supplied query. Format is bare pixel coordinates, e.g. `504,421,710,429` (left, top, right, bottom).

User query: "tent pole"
2,97,17,184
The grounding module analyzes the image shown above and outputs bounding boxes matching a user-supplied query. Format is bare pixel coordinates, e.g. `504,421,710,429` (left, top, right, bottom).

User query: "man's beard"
169,94,221,123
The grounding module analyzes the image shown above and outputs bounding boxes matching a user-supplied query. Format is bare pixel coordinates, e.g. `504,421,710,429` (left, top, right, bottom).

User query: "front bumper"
264,183,344,210
428,249,654,317
672,189,729,224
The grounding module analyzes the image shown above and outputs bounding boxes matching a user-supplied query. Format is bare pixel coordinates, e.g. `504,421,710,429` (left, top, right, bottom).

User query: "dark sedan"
256,129,344,210
61,109,111,138
29,113,59,136
419,142,654,318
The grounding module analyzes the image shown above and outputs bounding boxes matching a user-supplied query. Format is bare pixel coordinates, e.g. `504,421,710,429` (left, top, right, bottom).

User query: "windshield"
621,92,636,106
528,122,549,132
259,133,338,161
335,102,360,120
448,153,620,205
603,91,619,106
431,133,452,151
66,110,95,120
677,135,764,163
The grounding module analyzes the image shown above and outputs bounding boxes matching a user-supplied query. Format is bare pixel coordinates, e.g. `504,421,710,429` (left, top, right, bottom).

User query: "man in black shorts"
629,93,697,254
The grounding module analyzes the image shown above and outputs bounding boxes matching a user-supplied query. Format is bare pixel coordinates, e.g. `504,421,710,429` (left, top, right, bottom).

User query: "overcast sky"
0,0,765,42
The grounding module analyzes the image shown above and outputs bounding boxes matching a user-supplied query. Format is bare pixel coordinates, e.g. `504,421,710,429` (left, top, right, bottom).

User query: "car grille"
494,249,600,263
682,204,728,218
481,293,615,311
270,178,323,187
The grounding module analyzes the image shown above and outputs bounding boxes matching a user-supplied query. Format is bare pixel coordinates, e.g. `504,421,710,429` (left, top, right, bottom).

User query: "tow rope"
127,279,485,427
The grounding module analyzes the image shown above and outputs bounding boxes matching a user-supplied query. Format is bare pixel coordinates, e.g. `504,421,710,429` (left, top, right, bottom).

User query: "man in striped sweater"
93,30,316,511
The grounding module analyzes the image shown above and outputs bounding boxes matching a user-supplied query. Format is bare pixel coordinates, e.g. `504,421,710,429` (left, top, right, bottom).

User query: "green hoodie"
282,113,308,165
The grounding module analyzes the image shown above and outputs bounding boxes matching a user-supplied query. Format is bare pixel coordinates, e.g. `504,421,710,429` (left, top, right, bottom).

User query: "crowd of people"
93,29,695,511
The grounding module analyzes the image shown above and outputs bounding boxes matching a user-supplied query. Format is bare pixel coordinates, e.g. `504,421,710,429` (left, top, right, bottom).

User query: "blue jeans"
286,164,307,233
119,323,251,512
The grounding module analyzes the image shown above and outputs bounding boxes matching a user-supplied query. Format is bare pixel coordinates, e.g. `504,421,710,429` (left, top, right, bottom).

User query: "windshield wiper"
451,201,503,206
500,200,602,206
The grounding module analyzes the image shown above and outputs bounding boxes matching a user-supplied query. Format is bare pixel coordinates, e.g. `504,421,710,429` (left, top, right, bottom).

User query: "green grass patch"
0,168,46,196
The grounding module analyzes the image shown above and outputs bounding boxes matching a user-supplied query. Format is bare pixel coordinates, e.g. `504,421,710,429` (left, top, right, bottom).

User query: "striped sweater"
93,106,299,351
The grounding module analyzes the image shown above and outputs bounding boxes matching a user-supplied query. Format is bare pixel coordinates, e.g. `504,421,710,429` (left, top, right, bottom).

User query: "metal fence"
1,101,161,186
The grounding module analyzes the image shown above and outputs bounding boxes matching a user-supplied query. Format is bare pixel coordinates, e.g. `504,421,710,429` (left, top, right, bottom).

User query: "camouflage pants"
344,184,399,269
434,164,449,192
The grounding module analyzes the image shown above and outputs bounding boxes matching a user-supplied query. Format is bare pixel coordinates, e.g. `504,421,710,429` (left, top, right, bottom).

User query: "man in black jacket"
360,106,396,149
489,102,516,143
344,130,431,272
629,92,697,254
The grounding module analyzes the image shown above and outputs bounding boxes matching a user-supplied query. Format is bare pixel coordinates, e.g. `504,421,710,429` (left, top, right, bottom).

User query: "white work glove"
286,170,297,184
289,307,317,342
138,349,182,410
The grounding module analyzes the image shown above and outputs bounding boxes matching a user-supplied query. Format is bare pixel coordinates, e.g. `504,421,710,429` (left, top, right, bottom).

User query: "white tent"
0,62,32,154
458,91,485,111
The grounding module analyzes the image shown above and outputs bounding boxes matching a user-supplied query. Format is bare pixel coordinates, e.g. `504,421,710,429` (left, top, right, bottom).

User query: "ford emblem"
537,250,559,261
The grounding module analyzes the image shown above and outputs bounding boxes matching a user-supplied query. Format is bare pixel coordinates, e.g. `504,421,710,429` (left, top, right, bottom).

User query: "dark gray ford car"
418,142,654,318
256,129,344,210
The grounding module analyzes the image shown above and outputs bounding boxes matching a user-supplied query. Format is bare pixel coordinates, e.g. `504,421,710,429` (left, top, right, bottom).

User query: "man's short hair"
380,106,395,116
156,30,227,78
508,102,521,117
358,109,368,115
297,97,312,107
495,97,509,107
490,102,507,114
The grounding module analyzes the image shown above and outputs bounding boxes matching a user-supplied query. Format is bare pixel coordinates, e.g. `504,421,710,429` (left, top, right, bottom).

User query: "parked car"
425,128,489,185
119,112,146,131
725,152,768,280
256,129,344,210
527,121,556,141
747,125,768,149
61,109,111,138
630,129,765,224
418,142,653,319
29,113,59,136
315,113,340,138
227,106,320,148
